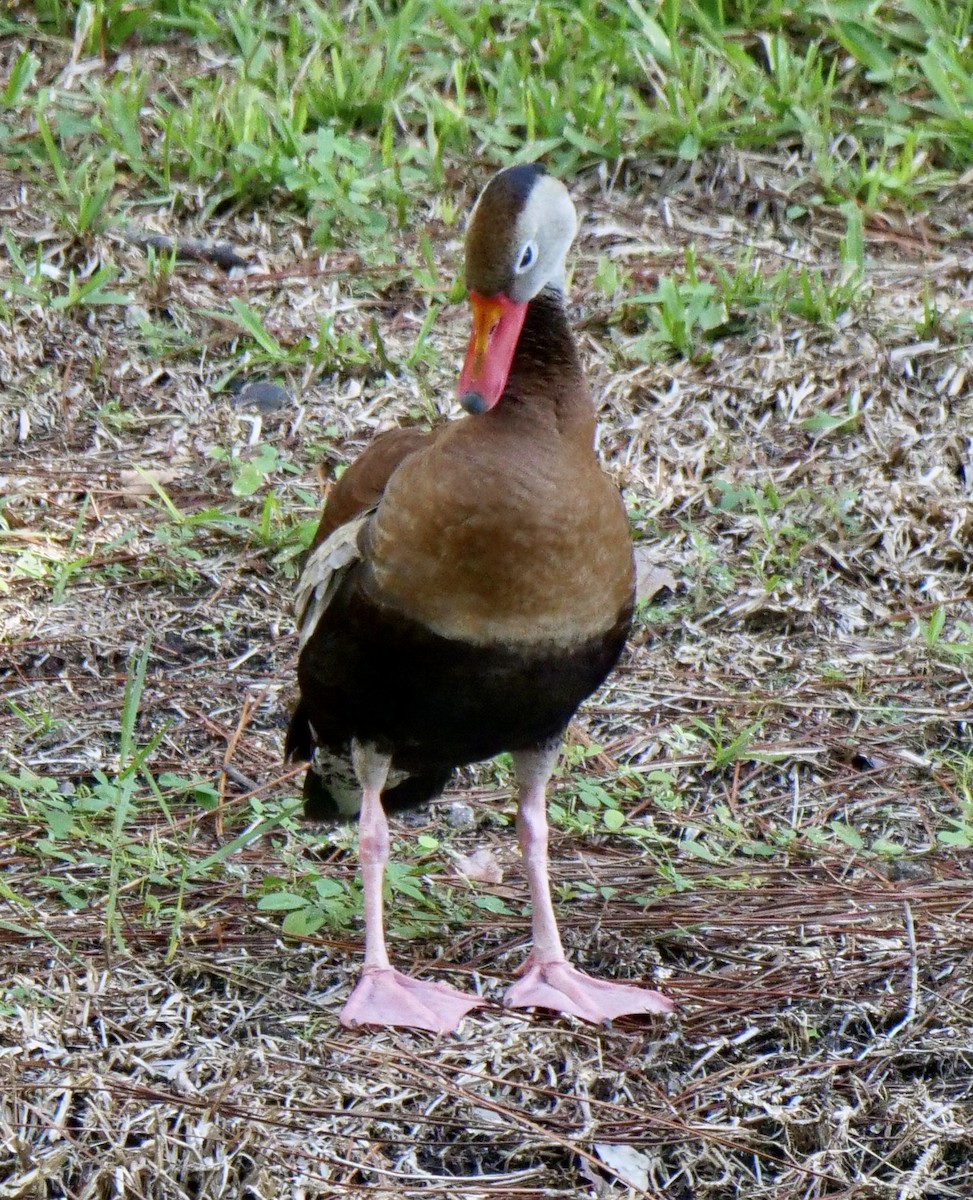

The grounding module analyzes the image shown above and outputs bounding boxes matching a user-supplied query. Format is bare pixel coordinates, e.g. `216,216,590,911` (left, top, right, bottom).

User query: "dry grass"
4,92,973,1200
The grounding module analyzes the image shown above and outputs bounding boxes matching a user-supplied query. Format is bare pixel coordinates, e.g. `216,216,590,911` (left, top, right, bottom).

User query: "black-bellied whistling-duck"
287,163,673,1033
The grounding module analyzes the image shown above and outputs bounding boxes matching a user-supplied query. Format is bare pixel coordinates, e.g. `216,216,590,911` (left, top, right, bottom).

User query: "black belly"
293,569,632,775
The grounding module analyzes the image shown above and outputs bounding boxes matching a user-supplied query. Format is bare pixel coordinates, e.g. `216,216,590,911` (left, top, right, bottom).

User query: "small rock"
884,858,933,882
445,802,476,830
232,380,292,414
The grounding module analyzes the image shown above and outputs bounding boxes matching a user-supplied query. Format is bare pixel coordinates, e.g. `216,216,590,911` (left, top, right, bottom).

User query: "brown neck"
494,287,595,442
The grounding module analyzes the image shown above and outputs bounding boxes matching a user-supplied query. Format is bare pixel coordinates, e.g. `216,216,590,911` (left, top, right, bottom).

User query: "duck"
286,163,674,1033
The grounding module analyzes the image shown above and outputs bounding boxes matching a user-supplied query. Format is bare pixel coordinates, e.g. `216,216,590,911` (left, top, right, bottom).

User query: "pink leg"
340,741,483,1034
505,742,674,1023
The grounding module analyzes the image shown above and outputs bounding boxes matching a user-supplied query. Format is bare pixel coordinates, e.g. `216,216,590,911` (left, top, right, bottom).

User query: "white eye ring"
515,241,537,274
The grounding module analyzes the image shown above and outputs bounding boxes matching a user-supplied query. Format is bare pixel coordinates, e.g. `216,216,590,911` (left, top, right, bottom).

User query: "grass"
3,0,973,1196
6,2,973,227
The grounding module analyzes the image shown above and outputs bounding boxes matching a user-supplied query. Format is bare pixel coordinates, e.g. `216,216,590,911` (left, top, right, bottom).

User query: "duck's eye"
515,241,537,273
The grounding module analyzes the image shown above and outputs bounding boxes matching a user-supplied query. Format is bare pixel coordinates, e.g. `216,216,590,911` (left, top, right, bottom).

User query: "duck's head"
457,164,577,415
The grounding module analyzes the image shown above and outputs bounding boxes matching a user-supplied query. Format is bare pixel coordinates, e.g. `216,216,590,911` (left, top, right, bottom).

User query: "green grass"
1,641,306,952
7,1,973,223
4,0,973,370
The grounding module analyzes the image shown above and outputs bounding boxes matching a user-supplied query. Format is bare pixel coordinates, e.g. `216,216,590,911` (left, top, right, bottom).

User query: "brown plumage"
287,163,673,1032
309,426,434,548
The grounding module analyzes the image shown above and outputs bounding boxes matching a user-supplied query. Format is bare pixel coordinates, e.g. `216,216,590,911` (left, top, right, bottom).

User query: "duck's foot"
340,966,484,1033
505,960,674,1024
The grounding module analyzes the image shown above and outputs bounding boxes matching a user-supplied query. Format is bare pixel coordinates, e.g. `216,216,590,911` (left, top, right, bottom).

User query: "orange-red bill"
457,292,528,414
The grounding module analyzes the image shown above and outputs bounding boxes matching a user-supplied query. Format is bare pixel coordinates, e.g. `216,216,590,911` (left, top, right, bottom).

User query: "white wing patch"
295,512,373,651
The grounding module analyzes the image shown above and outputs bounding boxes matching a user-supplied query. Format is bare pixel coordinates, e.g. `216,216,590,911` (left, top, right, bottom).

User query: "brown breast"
365,426,632,647
359,291,634,649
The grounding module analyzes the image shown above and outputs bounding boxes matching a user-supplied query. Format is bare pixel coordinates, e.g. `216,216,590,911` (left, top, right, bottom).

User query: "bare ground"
3,147,973,1198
